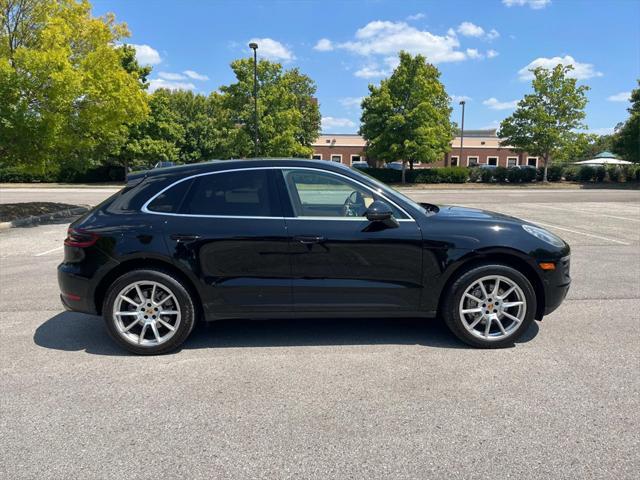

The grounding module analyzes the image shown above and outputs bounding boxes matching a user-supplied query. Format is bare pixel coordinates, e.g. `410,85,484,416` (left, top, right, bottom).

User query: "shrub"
480,168,494,183
547,165,564,182
468,167,482,183
578,166,595,182
438,167,468,183
362,168,402,183
563,166,579,181
521,167,537,182
507,168,522,183
595,166,606,182
494,166,508,183
607,165,621,182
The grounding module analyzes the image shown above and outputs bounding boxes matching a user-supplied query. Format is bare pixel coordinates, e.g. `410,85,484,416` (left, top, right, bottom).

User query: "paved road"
1,188,639,479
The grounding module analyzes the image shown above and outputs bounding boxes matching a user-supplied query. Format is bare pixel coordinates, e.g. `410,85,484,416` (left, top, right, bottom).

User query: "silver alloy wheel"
458,275,527,341
113,281,181,347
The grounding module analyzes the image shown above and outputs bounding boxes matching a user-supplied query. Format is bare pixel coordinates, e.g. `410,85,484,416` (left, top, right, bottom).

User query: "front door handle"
294,235,326,244
170,234,201,243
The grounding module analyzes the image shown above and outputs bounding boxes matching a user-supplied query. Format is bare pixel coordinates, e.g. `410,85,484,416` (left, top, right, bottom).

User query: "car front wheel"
103,269,196,355
442,264,536,348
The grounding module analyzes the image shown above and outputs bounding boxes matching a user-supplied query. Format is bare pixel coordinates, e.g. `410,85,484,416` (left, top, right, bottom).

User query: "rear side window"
180,170,277,217
147,179,193,213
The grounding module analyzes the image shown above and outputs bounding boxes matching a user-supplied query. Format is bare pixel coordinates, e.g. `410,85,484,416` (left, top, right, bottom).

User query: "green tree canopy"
220,58,321,158
612,80,639,162
498,64,589,181
359,51,454,182
0,0,148,174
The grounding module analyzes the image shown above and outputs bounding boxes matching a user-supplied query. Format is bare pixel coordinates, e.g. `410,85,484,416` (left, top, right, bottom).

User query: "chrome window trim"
141,166,416,222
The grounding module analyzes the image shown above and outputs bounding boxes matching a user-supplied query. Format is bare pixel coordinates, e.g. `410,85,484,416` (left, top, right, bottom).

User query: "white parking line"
533,204,640,223
522,219,631,245
34,246,63,257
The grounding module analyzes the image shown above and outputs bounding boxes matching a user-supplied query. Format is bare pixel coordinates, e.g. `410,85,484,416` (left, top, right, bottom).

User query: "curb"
0,205,90,231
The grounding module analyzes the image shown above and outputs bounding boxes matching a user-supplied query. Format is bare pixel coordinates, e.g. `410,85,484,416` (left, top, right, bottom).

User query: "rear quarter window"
146,179,193,213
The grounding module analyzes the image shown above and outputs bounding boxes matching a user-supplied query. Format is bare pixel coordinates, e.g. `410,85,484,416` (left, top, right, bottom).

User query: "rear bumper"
542,255,571,316
57,265,97,315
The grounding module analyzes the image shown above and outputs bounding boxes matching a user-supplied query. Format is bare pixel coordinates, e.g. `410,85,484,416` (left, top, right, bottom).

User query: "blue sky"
93,0,639,135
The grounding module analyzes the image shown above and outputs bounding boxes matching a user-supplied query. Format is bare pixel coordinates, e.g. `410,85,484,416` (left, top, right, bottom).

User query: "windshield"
353,168,427,215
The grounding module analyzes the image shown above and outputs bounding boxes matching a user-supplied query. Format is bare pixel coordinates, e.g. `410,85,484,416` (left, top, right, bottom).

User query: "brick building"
312,130,539,168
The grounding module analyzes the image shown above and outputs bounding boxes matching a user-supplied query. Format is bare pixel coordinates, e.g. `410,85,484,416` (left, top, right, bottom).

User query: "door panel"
158,169,292,318
166,217,291,317
286,219,423,312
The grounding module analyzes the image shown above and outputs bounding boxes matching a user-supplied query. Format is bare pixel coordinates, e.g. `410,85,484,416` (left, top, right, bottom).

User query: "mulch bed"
0,202,82,223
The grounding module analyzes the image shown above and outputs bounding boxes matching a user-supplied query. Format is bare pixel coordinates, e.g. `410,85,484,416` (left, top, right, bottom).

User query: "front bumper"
542,255,571,316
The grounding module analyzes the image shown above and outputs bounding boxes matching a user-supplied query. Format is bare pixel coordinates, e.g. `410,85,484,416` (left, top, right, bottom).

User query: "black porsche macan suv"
58,159,571,354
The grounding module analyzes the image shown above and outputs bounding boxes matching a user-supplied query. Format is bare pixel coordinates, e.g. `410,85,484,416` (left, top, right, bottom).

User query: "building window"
330,154,342,163
450,156,459,166
350,155,361,165
507,157,518,167
527,157,538,167
467,156,479,167
487,156,498,166
312,154,322,160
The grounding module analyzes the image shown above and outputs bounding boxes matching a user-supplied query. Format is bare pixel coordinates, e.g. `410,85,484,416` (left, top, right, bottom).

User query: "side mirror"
365,200,399,227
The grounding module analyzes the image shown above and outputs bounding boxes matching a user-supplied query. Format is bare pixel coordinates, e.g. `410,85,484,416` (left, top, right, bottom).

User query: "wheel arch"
94,257,203,318
438,249,545,320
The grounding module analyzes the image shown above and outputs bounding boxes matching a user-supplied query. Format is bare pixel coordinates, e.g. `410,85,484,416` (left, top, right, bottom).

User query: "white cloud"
148,78,196,93
158,72,186,80
589,127,615,135
482,120,502,130
457,21,485,37
314,38,334,51
340,96,364,109
354,64,389,78
457,22,499,40
451,95,472,103
406,13,426,21
487,49,499,58
321,116,356,131
336,20,466,64
466,48,483,60
483,97,519,110
503,0,551,9
131,44,161,65
183,70,209,81
248,37,295,62
607,91,631,102
518,55,602,81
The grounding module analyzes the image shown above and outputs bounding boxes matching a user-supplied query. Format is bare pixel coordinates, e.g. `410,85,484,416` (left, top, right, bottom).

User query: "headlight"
522,224,565,247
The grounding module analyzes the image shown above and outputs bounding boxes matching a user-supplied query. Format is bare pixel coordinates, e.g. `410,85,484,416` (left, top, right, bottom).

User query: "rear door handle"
170,234,201,243
294,235,326,244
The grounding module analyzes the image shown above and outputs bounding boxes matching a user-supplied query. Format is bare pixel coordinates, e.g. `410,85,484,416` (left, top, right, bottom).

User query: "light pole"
459,100,466,166
249,42,259,157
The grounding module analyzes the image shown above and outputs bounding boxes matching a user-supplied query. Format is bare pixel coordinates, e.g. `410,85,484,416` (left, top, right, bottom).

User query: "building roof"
313,129,515,150
595,151,619,159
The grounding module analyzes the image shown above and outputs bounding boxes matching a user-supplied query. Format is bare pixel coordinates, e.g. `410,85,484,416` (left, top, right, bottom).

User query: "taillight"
64,228,99,248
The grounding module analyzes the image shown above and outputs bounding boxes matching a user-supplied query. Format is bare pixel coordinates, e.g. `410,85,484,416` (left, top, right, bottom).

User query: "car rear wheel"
103,269,196,355
442,264,536,348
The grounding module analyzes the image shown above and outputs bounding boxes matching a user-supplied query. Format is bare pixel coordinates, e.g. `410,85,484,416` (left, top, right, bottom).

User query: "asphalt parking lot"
1,187,639,479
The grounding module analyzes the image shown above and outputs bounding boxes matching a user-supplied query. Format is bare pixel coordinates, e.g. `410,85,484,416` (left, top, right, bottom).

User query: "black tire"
441,264,536,348
103,269,196,355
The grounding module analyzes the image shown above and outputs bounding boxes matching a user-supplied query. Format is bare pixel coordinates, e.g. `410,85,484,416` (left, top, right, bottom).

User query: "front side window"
282,169,407,219
180,170,277,217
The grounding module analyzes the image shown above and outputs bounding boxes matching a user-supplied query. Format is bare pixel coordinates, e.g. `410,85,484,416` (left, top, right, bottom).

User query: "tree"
359,51,454,183
220,58,321,158
0,0,148,174
612,80,639,162
553,132,614,164
498,64,589,182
